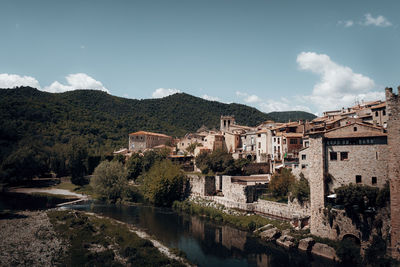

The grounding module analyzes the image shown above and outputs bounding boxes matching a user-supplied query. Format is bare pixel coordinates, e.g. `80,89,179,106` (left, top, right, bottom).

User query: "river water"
61,201,334,267
0,193,334,267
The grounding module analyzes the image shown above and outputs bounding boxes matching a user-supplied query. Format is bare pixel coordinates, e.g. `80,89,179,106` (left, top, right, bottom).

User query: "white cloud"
361,13,392,27
259,99,312,113
0,73,41,89
43,73,109,93
297,51,383,113
202,94,220,101
0,73,109,94
338,20,354,27
151,88,181,98
235,91,262,103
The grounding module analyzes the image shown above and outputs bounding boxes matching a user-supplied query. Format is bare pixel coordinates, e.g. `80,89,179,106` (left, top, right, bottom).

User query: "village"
115,87,400,261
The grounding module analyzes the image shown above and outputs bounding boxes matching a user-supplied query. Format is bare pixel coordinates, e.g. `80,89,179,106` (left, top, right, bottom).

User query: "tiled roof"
129,131,171,138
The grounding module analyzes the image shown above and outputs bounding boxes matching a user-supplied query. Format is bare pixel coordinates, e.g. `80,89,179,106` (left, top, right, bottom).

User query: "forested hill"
0,87,315,157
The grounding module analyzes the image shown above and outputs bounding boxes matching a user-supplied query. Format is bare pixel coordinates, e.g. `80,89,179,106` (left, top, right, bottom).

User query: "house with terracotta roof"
128,131,173,152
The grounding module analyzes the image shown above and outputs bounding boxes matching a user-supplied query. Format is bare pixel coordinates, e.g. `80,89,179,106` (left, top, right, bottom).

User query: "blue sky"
0,0,399,114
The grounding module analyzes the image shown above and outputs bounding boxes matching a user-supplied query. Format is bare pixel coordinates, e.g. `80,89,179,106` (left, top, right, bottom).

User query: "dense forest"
0,87,315,182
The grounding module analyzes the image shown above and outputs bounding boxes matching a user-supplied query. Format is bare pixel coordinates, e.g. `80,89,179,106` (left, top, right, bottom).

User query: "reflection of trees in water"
82,203,335,267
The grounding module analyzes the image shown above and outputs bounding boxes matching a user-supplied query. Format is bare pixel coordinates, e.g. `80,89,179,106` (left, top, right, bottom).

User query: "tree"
68,140,88,185
91,161,128,202
139,160,187,207
126,153,143,181
289,173,310,204
268,168,295,197
195,149,238,175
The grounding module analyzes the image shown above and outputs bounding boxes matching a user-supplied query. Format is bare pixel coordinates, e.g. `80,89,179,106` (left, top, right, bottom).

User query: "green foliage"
0,87,315,183
334,183,389,215
172,200,292,232
48,210,185,267
289,173,310,204
268,168,295,198
195,149,248,175
91,161,128,203
336,239,361,265
68,140,88,185
140,160,187,207
0,144,49,183
126,153,143,180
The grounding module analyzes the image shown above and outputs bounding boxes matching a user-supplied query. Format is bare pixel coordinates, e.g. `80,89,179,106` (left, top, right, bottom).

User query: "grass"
47,210,186,267
260,193,288,203
172,200,292,232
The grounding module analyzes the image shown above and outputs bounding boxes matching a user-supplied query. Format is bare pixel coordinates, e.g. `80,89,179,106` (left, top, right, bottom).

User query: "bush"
290,173,310,204
269,168,295,198
195,149,249,175
139,160,187,207
336,239,361,265
91,161,128,203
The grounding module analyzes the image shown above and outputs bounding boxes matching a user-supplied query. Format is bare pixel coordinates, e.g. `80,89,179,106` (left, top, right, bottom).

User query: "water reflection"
66,201,334,267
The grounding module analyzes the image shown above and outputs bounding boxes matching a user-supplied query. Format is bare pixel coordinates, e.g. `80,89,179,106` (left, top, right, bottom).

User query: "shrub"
91,161,128,203
336,239,361,265
290,173,310,204
139,160,187,207
269,168,295,197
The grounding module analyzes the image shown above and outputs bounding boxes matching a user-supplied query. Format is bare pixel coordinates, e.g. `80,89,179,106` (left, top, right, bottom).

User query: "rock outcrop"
298,237,315,252
276,234,296,249
311,242,338,261
260,227,281,242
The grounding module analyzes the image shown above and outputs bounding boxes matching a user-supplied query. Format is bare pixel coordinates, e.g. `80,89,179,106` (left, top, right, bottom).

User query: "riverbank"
0,209,191,266
173,198,340,260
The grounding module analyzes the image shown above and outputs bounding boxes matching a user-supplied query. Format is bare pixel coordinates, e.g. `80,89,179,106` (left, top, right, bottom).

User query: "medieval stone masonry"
119,87,399,258
386,87,400,260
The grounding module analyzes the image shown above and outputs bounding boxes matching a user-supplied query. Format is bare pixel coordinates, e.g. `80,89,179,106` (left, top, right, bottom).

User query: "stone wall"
386,87,400,260
326,143,388,188
188,174,215,196
308,134,331,237
221,175,248,203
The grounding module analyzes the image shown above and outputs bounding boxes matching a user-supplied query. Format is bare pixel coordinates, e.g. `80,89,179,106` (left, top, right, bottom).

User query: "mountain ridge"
0,87,316,158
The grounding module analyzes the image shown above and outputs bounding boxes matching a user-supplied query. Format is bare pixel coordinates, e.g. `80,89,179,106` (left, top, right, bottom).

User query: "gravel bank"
0,211,67,266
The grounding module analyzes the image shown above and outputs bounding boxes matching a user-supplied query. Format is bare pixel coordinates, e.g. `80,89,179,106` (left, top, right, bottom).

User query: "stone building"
128,131,173,152
305,122,389,239
386,87,400,260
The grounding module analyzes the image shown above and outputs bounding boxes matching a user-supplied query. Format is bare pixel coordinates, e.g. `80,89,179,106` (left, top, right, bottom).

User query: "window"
375,111,379,116
258,142,261,148
301,164,306,169
356,175,362,183
290,139,298,144
258,134,261,137
278,138,280,144
305,141,309,147
330,152,337,160
340,152,348,160
274,138,276,142
354,126,358,132
278,146,280,152
383,110,386,116
372,177,377,185
283,139,286,144
302,154,306,160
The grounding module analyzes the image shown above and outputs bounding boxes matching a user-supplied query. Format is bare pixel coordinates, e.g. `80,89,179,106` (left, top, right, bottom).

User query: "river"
61,201,334,267
0,193,334,266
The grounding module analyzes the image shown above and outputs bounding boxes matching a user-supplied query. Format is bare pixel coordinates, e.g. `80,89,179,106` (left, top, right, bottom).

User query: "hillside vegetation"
0,87,315,182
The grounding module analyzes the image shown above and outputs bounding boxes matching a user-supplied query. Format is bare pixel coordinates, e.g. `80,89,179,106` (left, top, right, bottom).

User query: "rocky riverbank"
0,209,191,267
0,210,67,266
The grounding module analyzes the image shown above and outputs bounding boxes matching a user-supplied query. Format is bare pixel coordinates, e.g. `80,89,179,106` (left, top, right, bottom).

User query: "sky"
0,0,399,115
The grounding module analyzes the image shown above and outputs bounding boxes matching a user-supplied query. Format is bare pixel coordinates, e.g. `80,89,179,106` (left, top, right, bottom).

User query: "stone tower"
220,115,235,132
386,87,400,260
